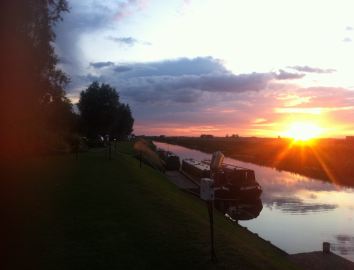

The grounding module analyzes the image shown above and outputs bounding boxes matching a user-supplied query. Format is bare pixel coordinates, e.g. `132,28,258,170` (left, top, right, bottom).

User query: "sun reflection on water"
154,141,354,261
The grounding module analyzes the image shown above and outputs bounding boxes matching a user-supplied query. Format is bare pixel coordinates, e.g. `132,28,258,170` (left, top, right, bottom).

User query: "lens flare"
284,122,323,141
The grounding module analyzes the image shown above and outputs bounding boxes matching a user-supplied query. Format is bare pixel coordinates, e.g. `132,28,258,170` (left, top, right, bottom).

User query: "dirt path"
165,170,198,190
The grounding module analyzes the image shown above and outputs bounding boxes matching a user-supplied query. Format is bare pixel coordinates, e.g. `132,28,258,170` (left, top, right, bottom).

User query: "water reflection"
267,196,337,214
215,199,263,221
332,235,354,256
154,141,354,262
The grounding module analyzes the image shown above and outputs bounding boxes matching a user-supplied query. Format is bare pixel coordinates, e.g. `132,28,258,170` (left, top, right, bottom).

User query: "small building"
200,134,214,139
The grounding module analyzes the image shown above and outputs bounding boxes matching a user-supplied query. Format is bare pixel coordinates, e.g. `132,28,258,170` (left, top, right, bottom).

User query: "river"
154,141,354,262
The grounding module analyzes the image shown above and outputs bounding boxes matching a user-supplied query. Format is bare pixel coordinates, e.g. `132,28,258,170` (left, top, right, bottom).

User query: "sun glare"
284,122,323,142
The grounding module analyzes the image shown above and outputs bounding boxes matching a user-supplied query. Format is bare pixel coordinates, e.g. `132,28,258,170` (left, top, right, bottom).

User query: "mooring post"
108,141,112,160
201,177,217,263
207,200,217,262
323,242,331,254
75,146,78,160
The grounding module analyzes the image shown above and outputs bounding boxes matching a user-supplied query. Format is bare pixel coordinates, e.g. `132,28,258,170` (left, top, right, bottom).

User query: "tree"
1,0,75,157
78,82,134,139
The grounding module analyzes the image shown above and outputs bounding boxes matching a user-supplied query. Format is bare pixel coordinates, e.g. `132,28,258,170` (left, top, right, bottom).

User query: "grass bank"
4,142,299,269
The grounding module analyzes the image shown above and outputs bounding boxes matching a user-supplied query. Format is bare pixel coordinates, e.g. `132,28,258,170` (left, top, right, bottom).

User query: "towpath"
165,171,198,189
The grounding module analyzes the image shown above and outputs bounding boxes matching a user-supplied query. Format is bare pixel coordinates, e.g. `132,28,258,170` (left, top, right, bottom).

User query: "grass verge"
3,142,300,269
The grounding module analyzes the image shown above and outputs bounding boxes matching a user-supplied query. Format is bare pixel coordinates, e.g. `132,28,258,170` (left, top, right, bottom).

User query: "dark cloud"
107,36,152,47
107,36,139,46
114,66,132,72
112,57,228,77
90,61,114,68
289,65,336,74
74,57,304,105
172,89,200,103
275,70,305,80
96,72,272,103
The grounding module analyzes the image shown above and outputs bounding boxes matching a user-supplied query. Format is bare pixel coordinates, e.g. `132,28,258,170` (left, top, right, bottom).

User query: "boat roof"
183,158,210,171
202,159,252,171
158,149,179,157
222,164,254,172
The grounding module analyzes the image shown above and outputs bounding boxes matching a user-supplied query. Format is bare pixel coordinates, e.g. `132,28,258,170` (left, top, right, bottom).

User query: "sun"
284,122,323,141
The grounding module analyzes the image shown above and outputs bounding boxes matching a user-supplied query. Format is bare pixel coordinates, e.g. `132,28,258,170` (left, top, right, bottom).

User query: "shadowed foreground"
3,143,299,269
289,252,354,270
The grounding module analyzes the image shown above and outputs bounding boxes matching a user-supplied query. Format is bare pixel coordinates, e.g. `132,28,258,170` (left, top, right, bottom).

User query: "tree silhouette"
1,0,75,157
78,82,134,139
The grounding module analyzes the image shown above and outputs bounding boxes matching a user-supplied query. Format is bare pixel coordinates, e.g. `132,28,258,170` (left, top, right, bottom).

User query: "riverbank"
289,251,354,270
154,137,354,187
162,169,354,269
3,142,300,269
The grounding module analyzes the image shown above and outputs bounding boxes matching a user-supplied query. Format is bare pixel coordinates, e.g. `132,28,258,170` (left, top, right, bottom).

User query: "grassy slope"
5,143,299,270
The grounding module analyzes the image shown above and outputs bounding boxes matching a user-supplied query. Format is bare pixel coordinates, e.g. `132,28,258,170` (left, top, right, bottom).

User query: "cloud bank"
84,57,304,105
289,66,336,74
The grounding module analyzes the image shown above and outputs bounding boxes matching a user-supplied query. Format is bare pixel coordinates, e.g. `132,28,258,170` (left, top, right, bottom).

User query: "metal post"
207,200,217,262
74,141,79,160
108,141,112,160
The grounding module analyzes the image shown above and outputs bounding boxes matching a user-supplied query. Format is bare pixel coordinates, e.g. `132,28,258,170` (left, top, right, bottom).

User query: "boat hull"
157,149,181,171
214,185,262,201
181,158,262,201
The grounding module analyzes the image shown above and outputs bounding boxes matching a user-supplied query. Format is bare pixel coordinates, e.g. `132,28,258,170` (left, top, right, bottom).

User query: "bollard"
108,141,112,160
323,242,330,254
207,200,217,263
200,178,217,263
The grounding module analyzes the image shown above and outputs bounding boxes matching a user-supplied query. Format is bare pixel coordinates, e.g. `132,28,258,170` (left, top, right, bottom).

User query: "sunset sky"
55,0,354,137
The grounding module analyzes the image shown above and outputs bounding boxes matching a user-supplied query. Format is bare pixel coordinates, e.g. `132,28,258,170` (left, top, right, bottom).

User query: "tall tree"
78,82,134,139
0,0,75,157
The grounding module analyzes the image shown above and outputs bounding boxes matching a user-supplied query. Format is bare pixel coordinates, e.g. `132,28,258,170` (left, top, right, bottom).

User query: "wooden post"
207,200,217,263
75,147,78,160
108,141,112,160
73,141,79,160
323,242,330,254
139,151,142,168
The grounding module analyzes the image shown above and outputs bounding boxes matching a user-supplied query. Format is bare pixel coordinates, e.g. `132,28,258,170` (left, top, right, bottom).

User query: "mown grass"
4,142,300,269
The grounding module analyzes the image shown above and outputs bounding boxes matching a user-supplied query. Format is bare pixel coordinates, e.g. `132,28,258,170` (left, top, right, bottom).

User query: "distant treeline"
155,137,354,187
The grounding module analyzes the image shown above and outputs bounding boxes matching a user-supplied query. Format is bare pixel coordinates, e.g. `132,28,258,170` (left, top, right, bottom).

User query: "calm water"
154,141,354,262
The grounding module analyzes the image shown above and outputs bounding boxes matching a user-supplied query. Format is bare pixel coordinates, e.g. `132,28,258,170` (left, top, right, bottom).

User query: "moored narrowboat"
157,149,181,170
181,158,262,201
